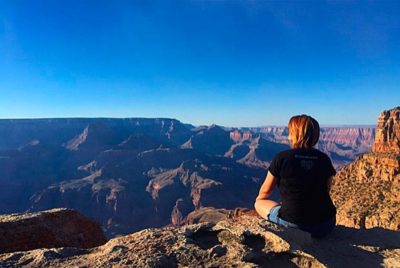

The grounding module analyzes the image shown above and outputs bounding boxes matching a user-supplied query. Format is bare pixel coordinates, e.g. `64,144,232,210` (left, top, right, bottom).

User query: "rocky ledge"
0,208,106,254
0,214,399,268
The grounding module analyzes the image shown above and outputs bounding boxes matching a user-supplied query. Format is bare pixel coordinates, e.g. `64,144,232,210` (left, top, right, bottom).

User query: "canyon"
0,118,374,237
0,107,399,267
0,118,375,236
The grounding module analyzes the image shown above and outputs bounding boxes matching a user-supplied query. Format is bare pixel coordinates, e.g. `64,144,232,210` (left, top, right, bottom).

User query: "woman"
254,115,336,238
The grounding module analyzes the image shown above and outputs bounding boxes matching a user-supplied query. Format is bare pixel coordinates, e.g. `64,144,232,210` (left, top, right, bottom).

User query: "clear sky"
0,1,399,127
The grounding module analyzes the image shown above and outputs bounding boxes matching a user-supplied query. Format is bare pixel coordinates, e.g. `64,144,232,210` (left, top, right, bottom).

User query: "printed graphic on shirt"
300,160,314,170
294,154,318,171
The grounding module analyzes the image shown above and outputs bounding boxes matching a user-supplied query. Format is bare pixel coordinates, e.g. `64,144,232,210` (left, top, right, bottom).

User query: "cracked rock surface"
1,215,399,268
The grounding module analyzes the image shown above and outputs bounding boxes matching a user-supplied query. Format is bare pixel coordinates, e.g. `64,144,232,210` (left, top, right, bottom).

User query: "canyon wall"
331,107,400,230
0,118,376,236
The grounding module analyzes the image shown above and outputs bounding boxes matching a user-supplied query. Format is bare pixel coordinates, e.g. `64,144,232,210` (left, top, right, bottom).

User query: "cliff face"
331,107,400,230
0,118,193,151
1,215,398,268
0,208,106,254
373,107,400,153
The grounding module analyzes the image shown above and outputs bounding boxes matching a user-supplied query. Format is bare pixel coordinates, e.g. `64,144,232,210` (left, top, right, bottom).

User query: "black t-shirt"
268,148,336,225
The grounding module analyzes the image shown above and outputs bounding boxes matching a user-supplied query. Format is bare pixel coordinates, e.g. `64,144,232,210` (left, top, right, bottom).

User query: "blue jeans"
267,205,336,238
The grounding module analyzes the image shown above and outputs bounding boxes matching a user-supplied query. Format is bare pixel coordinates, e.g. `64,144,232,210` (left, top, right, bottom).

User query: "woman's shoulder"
274,148,296,158
286,148,331,160
274,148,330,160
309,148,335,165
311,148,330,158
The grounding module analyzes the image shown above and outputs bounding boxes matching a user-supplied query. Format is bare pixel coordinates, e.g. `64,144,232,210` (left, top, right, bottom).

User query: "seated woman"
254,115,336,238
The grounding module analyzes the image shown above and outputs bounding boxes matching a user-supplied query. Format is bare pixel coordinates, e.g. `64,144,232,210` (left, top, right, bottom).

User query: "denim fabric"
267,205,335,238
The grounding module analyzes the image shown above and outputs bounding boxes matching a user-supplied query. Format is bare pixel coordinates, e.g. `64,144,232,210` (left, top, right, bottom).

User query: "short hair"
288,115,320,149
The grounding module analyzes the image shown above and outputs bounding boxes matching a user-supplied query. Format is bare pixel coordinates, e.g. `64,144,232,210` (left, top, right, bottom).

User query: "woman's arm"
256,171,277,200
254,171,279,218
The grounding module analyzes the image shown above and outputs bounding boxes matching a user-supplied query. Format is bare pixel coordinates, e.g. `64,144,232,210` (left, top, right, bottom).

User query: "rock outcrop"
229,130,254,142
178,207,259,226
373,107,400,153
181,207,233,225
0,208,106,254
0,215,399,267
331,107,400,230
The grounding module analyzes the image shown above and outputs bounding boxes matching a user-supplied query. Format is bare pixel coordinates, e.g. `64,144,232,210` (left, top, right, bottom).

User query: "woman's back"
269,148,336,225
255,114,337,238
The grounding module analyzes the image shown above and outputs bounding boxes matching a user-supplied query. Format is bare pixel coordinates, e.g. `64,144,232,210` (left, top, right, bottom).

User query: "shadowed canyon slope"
0,118,374,236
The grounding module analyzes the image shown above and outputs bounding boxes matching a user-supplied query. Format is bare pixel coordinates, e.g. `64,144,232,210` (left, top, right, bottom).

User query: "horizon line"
0,116,376,129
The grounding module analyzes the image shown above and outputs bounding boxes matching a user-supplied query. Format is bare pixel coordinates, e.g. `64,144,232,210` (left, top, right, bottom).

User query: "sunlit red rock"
373,107,400,153
331,107,400,231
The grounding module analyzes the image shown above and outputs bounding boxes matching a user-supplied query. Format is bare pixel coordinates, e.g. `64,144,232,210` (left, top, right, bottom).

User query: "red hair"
288,115,320,149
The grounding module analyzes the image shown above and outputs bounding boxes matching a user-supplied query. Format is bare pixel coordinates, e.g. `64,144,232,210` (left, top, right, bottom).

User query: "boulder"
0,208,106,254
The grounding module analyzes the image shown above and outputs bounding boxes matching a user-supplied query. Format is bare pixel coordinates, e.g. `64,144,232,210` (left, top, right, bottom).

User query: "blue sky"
0,1,399,127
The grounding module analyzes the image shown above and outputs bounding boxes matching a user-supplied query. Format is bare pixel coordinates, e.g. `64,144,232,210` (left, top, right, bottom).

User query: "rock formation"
0,118,377,237
0,208,106,254
229,130,254,142
181,125,234,156
178,207,259,226
373,107,400,153
225,134,290,169
331,107,400,230
0,215,398,267
180,207,233,225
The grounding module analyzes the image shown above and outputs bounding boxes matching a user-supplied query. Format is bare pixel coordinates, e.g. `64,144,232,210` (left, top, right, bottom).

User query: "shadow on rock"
304,225,400,268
